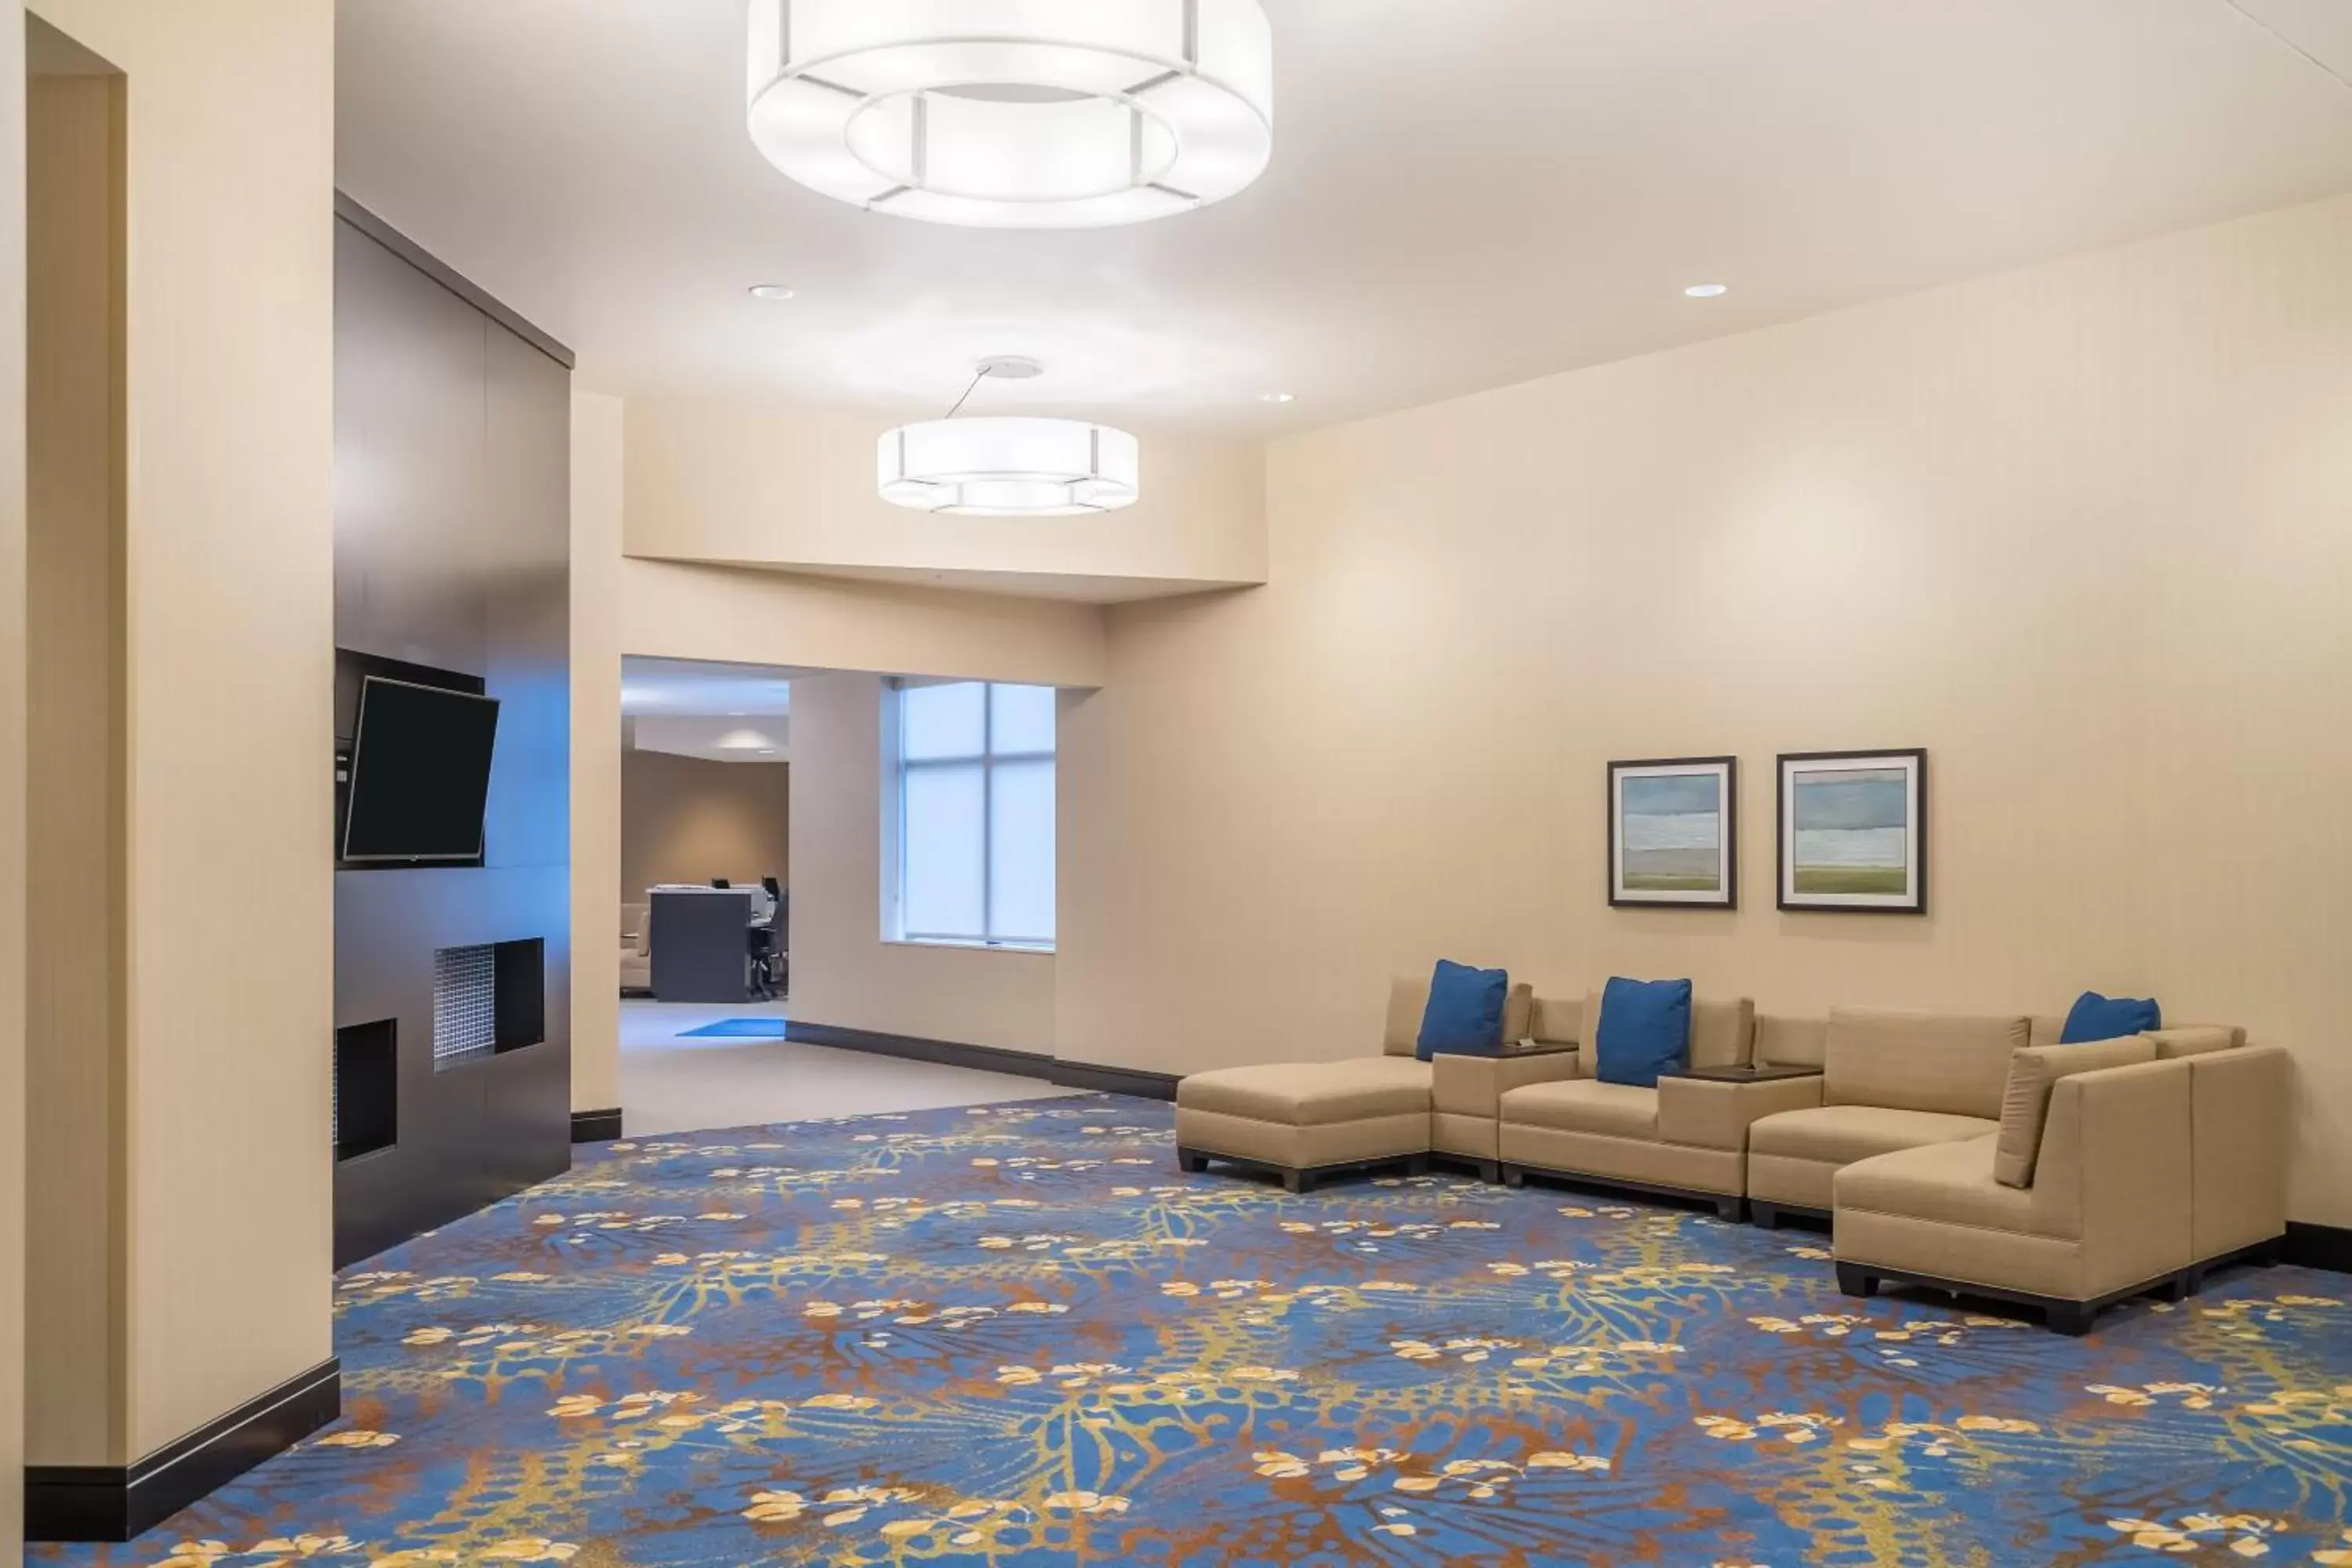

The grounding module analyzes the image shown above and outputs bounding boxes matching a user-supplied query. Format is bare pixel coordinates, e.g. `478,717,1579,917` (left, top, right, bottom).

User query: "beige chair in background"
620,902,652,993
1495,993,1783,1220
1832,1029,2286,1334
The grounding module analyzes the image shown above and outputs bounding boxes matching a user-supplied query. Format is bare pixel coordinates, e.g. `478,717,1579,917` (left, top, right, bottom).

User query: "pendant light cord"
2220,0,2352,91
944,365,990,419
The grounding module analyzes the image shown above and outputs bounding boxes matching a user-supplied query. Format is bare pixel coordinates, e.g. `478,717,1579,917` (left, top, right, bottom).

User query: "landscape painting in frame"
1778,749,1927,913
1610,757,1737,909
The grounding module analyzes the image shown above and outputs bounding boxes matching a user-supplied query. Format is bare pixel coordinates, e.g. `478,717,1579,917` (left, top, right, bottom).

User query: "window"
887,681,1055,949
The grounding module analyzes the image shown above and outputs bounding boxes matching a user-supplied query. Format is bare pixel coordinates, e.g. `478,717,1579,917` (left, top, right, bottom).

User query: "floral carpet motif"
36,1095,2352,1566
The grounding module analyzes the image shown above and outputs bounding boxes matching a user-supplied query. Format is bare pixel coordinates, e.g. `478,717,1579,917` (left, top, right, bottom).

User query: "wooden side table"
1661,1063,1821,1083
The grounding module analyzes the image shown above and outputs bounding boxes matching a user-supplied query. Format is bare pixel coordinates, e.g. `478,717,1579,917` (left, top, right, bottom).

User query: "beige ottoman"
1175,1058,1433,1192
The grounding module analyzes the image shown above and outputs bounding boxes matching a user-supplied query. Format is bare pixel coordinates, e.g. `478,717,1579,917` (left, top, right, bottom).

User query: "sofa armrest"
2032,1058,2194,1295
1434,1050,1580,1119
1657,1074,1824,1152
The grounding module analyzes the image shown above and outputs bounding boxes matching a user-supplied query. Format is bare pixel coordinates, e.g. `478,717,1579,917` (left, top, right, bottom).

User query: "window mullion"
982,684,996,946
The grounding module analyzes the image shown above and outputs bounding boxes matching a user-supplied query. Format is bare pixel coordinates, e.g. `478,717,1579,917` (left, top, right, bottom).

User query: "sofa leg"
1475,1159,1501,1185
1751,1201,1779,1231
1283,1167,1312,1195
2158,1270,2193,1304
2251,1237,2284,1268
1175,1147,1210,1174
1500,1164,1526,1190
2045,1301,2095,1337
1835,1263,1877,1300
1404,1154,1430,1178
1712,1195,1747,1223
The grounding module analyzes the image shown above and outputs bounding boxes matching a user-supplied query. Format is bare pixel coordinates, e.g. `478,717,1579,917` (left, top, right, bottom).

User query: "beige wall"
27,0,336,1458
622,750,789,900
571,392,623,1112
26,53,123,1467
789,673,1055,1054
620,557,1108,689
625,396,1266,600
1060,193,2352,1227
0,0,29,1547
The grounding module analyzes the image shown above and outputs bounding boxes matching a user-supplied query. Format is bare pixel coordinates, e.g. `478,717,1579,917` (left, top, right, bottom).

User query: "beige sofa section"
1831,1031,2284,1334
1496,994,1788,1219
1431,998,1583,1180
1174,974,1534,1191
2182,1044,2289,1267
1175,1058,1433,1192
1745,1009,2020,1222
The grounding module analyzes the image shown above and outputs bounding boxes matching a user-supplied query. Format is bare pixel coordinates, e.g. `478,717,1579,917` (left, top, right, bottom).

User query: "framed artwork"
1777,749,1927,914
1609,757,1737,909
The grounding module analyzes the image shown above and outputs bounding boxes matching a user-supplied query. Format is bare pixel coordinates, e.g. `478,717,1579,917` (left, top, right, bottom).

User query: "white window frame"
883,681,1056,952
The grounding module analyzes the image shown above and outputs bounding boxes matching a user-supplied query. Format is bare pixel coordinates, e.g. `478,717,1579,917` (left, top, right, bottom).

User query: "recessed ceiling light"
1261,391,1296,405
748,284,796,301
1684,283,1729,299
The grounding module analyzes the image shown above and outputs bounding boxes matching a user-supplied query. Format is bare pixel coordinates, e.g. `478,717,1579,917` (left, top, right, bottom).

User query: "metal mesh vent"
433,945,497,1068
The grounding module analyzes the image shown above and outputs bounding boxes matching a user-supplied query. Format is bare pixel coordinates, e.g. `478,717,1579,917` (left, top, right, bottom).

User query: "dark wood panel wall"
329,204,574,1268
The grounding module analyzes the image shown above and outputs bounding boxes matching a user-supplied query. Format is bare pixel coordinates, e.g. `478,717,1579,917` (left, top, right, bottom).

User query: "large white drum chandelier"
880,418,1141,517
747,0,1275,229
878,359,1141,517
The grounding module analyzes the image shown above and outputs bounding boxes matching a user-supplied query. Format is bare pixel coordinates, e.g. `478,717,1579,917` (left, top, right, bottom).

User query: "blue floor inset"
678,1018,789,1039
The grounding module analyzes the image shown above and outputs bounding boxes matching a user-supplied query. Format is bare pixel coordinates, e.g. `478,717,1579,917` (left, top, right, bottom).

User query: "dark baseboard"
27,1357,340,1542
785,1022,1180,1103
2285,1221,2352,1274
571,1108,622,1143
1046,1058,1181,1102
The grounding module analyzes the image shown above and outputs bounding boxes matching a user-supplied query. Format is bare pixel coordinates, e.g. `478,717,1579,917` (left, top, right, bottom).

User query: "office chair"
748,888,787,1000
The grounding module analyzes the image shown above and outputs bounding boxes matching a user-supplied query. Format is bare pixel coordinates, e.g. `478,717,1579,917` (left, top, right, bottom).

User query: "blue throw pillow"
2060,991,2161,1044
1417,960,1510,1061
1594,977,1693,1087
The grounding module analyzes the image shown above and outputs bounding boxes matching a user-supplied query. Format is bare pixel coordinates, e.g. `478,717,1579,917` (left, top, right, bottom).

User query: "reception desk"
649,887,753,1003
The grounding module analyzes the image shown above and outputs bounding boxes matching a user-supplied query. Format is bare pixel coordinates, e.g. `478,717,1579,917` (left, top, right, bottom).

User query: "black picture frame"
1608,756,1739,909
1776,748,1929,914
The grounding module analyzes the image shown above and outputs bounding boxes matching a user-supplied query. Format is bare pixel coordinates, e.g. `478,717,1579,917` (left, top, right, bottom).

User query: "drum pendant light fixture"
747,0,1275,229
877,358,1142,517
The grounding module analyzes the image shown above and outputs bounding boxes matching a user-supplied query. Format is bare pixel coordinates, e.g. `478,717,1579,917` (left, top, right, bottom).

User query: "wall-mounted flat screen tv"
342,677,501,864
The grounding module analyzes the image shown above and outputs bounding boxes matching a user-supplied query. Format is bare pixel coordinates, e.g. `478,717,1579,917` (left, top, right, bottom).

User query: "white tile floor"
616,998,1077,1138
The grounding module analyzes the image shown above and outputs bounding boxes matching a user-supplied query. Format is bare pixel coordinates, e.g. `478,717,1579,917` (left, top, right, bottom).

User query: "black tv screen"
342,677,500,864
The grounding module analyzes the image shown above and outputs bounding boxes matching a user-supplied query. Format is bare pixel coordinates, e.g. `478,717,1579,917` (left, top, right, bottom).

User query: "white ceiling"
337,0,2352,434
630,713,790,764
621,655,798,717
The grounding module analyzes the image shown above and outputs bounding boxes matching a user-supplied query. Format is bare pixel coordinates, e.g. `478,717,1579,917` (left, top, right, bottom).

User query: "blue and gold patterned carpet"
38,1095,2352,1566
